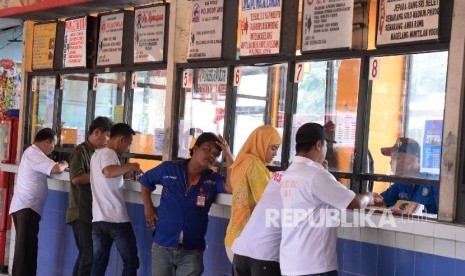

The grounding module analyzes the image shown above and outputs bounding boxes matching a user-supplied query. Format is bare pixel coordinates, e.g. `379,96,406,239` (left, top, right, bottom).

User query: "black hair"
88,116,113,135
295,123,327,153
34,128,56,143
110,123,136,139
189,132,221,157
296,142,315,153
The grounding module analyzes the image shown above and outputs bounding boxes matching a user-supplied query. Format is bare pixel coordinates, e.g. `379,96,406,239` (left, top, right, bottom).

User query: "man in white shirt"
231,171,283,276
280,123,381,276
90,123,141,276
9,128,68,276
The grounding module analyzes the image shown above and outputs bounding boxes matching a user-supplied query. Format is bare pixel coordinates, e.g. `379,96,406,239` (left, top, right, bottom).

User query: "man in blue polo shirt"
139,132,233,276
379,137,439,214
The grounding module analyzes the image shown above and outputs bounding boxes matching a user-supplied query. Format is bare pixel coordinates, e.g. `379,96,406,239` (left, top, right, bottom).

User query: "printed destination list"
377,0,439,45
188,0,224,59
97,13,124,66
63,17,87,68
302,0,353,51
240,0,282,56
134,6,166,63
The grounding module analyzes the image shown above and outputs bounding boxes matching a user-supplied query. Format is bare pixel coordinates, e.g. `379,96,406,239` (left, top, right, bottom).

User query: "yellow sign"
113,105,124,123
32,22,57,70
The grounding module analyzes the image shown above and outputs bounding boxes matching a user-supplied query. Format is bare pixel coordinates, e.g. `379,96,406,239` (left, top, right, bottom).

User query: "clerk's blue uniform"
139,160,225,251
380,172,439,214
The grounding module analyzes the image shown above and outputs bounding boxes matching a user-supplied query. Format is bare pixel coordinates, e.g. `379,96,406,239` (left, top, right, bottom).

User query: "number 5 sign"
294,63,304,83
369,57,381,80
182,69,194,88
233,67,241,86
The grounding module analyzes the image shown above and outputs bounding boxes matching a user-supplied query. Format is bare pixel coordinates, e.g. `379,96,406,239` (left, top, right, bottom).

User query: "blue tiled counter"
2,164,465,276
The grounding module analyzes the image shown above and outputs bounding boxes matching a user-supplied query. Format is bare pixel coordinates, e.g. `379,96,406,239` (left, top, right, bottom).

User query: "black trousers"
71,219,93,276
12,208,41,276
233,254,281,276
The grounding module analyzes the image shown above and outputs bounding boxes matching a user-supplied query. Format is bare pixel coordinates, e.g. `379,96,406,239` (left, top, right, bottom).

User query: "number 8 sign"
369,57,381,80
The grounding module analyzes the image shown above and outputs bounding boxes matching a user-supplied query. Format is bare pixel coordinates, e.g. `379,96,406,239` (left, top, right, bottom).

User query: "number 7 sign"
294,63,304,83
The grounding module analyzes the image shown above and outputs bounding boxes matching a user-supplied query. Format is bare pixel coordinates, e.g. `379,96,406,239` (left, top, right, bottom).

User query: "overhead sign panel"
63,16,87,68
134,5,167,63
97,13,124,66
377,0,440,46
32,22,57,70
240,0,282,57
301,0,353,52
188,0,224,60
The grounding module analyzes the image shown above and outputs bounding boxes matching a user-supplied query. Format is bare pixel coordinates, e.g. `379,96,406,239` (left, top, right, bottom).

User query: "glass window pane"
368,52,447,215
61,74,89,146
94,72,126,123
130,70,167,172
233,64,287,167
293,59,361,174
237,67,268,97
178,67,228,158
31,76,56,143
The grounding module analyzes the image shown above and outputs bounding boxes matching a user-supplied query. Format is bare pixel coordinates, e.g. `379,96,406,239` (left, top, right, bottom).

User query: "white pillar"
163,0,193,160
439,0,465,221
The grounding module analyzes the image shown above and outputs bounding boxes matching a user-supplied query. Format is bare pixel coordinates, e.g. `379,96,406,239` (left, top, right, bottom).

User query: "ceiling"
0,0,164,22
0,18,23,30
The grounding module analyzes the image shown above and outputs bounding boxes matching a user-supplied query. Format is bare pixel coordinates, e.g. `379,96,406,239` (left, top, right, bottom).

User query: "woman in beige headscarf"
225,125,281,259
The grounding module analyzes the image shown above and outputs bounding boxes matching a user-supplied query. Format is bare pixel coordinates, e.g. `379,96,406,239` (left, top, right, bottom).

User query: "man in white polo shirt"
90,123,141,276
9,128,69,276
231,171,283,276
280,123,381,276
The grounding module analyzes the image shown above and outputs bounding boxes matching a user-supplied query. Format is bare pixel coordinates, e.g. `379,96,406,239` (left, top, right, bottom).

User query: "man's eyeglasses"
198,145,221,157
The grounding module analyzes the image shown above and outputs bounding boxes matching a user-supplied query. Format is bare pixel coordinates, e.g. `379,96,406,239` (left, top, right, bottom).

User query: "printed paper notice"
377,0,439,46
302,0,353,51
240,0,282,56
33,23,57,70
97,13,124,66
422,120,442,172
188,0,224,59
63,17,87,68
195,67,228,101
134,6,166,63
335,112,357,147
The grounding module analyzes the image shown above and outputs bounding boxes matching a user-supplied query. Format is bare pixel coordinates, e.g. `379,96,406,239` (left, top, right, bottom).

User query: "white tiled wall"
337,219,465,261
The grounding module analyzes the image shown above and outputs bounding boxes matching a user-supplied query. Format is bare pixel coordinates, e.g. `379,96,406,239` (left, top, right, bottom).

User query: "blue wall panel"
35,190,233,276
33,190,465,276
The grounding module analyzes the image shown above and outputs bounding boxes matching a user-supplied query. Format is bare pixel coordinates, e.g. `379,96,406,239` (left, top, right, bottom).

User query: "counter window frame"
174,42,449,216
23,62,168,162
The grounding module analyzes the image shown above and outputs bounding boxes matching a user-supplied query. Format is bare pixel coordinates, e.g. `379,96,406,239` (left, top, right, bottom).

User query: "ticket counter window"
368,51,447,215
177,67,228,159
61,74,89,146
293,59,361,174
233,64,287,166
94,73,126,123
30,76,56,143
130,70,167,171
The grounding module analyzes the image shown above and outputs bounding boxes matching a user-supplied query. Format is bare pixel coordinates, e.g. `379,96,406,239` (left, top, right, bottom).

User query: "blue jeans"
91,221,139,276
152,243,204,276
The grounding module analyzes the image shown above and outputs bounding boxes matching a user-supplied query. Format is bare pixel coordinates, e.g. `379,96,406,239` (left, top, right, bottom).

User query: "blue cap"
381,137,420,158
